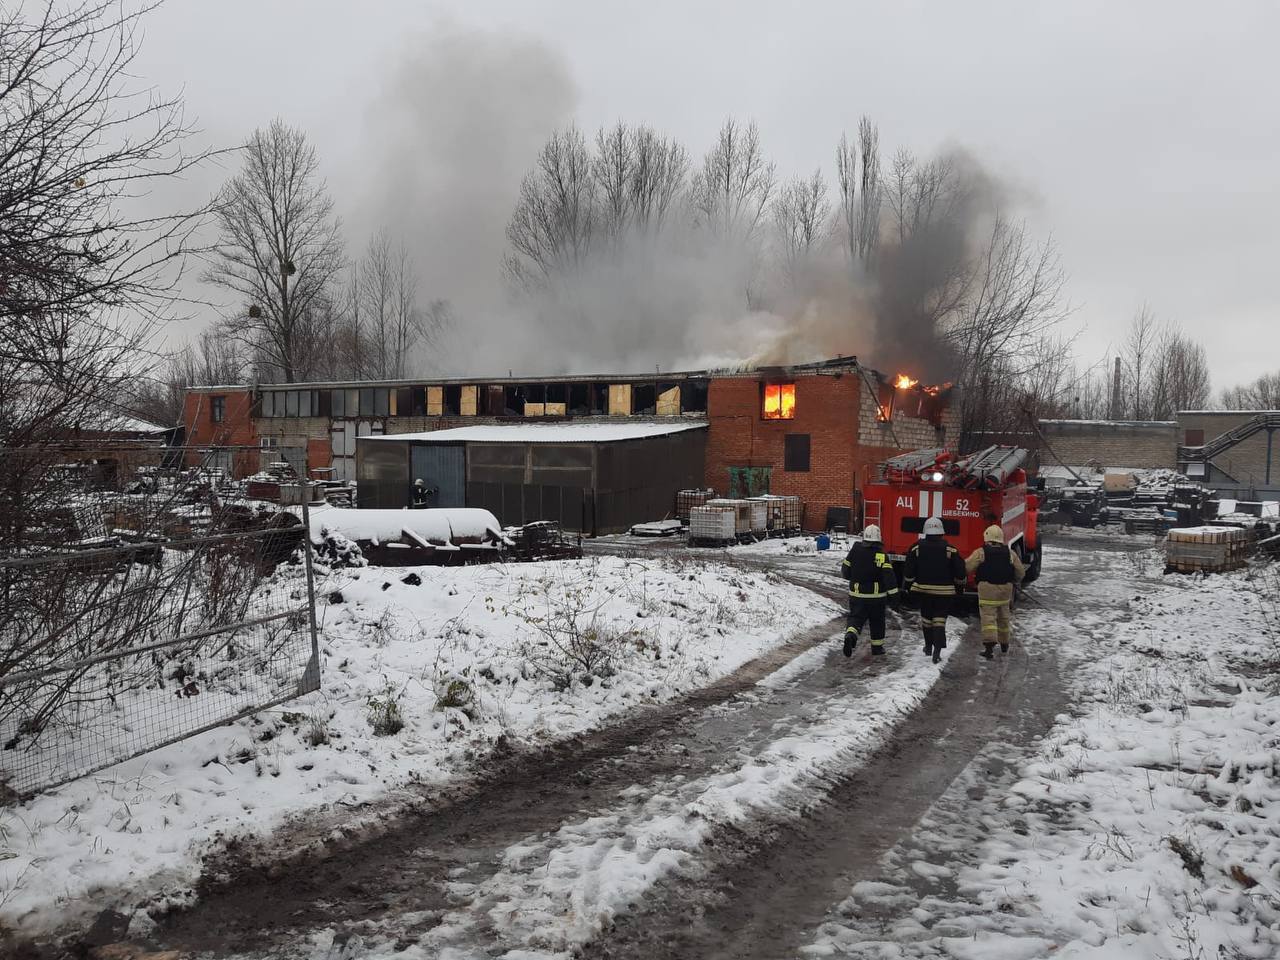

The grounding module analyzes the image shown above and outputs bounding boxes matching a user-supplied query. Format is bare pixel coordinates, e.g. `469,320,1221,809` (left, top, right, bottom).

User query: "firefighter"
903,516,966,664
840,525,898,658
965,524,1026,659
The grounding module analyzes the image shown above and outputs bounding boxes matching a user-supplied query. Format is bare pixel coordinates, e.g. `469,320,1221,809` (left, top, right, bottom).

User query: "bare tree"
1220,370,1280,410
593,123,634,243
1147,325,1210,418
204,120,345,382
1120,305,1161,420
390,240,422,379
0,0,212,550
689,118,776,242
359,230,394,378
504,125,596,288
836,117,881,270
773,171,831,288
944,215,1071,445
629,126,689,233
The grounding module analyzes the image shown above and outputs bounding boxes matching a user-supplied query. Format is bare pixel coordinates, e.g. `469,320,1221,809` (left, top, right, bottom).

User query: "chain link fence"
0,446,320,799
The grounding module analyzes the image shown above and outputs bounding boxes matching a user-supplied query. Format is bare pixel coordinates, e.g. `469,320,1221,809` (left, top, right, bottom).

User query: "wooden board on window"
544,402,567,416
427,386,444,416
656,386,680,416
524,402,545,417
460,385,478,416
608,384,632,416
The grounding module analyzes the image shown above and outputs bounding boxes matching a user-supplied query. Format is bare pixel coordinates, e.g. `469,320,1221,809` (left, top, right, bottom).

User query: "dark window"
502,385,526,415
260,392,275,417
633,383,657,415
360,388,374,414
374,389,390,417
346,389,360,416
900,516,961,535
443,385,462,415
784,433,811,472
525,383,547,404
299,390,312,417
331,389,345,417
1184,428,1205,446
210,396,226,423
396,387,412,417
285,390,299,417
569,383,591,415
410,387,426,416
682,379,709,414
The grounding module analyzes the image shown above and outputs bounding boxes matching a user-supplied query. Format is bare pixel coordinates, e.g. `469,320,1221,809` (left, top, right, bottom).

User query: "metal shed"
356,422,708,535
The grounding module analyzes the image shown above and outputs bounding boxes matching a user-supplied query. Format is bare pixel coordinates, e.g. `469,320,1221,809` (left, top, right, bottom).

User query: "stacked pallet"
1165,526,1251,573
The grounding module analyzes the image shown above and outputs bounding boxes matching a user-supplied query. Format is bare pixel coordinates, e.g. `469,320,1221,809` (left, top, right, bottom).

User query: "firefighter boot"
981,643,995,660
922,631,933,656
843,628,857,658
1000,641,1010,654
871,643,886,657
931,626,945,664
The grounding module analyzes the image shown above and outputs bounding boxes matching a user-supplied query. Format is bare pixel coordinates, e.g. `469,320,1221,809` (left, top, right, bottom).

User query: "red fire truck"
861,446,1042,588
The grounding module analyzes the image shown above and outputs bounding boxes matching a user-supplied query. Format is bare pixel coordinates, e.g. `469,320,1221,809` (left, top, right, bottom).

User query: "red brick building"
183,358,957,529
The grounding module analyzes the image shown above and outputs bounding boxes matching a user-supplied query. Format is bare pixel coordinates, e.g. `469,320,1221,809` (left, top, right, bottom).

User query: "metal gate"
410,443,466,508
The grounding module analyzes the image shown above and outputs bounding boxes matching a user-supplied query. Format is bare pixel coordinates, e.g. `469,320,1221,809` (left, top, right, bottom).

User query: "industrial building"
182,357,960,531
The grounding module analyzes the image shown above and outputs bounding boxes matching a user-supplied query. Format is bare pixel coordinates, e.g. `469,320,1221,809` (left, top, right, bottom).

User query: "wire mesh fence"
0,445,320,800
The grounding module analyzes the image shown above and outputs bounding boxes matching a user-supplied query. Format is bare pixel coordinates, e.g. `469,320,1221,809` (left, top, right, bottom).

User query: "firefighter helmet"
984,524,1004,543
862,524,882,542
923,516,945,536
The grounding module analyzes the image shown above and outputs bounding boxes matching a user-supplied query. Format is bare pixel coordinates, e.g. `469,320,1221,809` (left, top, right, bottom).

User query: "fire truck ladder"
881,448,949,482
951,445,1028,490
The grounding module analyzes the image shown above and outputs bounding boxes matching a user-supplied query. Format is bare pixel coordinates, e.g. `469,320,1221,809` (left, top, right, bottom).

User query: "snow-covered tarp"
308,507,509,548
362,422,707,444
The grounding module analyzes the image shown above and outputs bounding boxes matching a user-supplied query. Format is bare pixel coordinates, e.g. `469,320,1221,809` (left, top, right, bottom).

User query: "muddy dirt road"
110,534,1111,959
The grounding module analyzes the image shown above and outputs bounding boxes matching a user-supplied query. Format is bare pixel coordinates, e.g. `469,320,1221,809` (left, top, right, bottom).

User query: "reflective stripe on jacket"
841,541,899,599
904,537,965,596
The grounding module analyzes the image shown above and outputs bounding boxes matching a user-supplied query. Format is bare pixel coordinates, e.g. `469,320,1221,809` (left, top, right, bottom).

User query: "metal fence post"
298,496,322,694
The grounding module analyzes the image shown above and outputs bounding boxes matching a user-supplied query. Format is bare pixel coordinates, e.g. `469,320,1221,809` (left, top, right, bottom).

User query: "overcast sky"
136,0,1278,387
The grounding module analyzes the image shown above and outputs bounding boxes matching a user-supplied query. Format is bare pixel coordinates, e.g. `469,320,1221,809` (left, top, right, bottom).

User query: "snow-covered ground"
806,542,1280,958
0,554,838,936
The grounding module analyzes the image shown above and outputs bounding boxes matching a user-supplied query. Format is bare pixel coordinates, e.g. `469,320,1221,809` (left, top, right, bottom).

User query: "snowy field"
807,541,1280,958
0,554,838,936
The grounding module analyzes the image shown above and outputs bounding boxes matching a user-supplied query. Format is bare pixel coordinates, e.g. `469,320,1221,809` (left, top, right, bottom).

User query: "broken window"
682,380,709,414
211,396,226,423
762,383,796,420
633,384,657,415
784,434,811,472
395,388,412,416
544,383,568,416
656,383,680,416
444,385,462,416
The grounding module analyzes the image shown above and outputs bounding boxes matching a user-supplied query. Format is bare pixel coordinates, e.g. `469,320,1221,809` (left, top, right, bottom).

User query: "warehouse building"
356,422,708,535
183,357,958,531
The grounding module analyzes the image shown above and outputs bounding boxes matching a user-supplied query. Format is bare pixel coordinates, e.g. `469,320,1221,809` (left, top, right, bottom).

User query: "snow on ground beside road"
0,554,837,936
805,540,1280,959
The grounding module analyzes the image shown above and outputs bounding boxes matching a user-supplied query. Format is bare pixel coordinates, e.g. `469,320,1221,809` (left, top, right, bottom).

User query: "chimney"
1110,357,1122,420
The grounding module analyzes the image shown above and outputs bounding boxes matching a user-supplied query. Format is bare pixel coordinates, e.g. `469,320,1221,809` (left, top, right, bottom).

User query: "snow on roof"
308,507,508,547
1039,419,1178,428
363,422,709,444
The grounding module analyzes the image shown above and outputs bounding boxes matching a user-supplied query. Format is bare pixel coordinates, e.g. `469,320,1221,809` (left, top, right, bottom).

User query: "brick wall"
705,371,950,530
1178,411,1280,490
1038,420,1177,470
182,390,257,478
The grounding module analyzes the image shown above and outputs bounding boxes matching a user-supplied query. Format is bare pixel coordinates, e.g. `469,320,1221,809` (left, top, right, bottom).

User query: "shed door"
410,444,466,508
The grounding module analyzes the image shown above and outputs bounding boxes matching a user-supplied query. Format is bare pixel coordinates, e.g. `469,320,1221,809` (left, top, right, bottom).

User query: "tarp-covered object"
308,508,510,550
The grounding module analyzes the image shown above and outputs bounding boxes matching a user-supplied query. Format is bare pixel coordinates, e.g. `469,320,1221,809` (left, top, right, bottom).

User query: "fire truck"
861,446,1042,589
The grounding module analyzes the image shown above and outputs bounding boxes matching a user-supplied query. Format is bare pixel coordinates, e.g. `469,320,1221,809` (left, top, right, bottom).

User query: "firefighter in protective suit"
840,525,898,657
903,516,966,664
965,525,1026,659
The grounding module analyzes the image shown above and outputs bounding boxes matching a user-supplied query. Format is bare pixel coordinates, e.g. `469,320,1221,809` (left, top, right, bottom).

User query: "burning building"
182,357,958,531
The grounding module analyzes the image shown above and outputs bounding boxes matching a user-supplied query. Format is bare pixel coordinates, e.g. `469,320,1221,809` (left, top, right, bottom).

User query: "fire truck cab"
861,446,1042,589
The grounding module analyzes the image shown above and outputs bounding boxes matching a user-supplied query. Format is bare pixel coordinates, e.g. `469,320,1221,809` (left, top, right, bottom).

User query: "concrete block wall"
1178,411,1279,490
1038,420,1178,470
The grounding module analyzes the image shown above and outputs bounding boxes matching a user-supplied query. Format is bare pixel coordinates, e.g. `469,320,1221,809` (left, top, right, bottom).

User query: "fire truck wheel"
1021,543,1043,584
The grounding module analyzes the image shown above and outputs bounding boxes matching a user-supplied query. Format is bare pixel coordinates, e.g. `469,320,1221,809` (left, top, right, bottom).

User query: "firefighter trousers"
979,600,1012,646
917,594,952,649
846,597,888,648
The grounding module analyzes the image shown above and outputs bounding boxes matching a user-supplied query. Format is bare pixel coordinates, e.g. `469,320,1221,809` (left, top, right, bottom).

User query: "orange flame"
763,383,796,419
894,374,919,390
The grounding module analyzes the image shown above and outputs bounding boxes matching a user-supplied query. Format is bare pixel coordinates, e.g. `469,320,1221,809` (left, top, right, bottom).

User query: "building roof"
183,356,867,393
363,421,709,444
1039,419,1178,428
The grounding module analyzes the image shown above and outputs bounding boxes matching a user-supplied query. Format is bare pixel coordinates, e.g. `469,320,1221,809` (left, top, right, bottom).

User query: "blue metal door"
410,443,466,508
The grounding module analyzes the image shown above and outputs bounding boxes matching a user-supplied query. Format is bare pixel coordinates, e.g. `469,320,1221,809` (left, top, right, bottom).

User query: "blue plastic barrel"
816,533,831,551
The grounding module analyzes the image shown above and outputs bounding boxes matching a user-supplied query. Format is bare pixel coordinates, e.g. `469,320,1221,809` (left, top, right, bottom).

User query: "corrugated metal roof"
363,422,709,444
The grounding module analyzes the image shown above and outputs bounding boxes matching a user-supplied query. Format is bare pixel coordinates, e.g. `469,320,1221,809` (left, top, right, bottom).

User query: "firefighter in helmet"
840,525,898,658
903,516,966,664
965,525,1026,659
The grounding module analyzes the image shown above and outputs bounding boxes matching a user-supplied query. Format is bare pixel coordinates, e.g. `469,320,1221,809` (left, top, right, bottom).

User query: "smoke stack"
1110,356,1122,420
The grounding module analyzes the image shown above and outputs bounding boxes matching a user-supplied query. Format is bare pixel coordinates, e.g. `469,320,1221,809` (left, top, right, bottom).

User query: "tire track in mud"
578,536,1118,960
141,590,872,956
